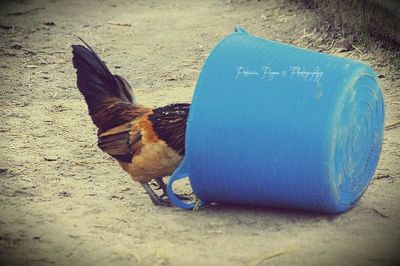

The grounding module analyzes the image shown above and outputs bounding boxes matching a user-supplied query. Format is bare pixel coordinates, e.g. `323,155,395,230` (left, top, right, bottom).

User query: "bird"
71,39,189,206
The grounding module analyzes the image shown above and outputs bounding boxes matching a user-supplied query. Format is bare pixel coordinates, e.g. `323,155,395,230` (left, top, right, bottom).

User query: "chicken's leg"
154,177,192,201
155,177,168,198
140,182,171,206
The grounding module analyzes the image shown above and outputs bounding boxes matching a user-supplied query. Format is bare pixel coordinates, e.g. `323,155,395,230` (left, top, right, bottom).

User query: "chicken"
71,40,189,206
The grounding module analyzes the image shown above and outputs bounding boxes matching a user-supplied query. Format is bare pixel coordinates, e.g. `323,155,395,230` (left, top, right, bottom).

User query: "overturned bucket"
167,26,385,213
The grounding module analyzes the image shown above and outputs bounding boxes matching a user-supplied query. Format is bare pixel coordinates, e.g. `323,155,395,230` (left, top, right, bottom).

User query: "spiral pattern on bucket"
332,75,384,208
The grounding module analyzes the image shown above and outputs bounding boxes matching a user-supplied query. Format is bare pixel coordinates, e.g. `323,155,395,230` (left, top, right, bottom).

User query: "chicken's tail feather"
71,40,135,116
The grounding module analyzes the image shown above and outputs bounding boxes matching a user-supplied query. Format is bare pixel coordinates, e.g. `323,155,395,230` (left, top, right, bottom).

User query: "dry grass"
295,0,400,46
289,0,400,73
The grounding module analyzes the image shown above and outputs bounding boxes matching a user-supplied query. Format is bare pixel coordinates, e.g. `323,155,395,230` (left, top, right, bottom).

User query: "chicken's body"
98,104,188,183
71,41,189,206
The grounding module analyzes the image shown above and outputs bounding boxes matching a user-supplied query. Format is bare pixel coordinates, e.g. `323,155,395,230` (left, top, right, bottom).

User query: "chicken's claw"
142,179,193,206
140,182,172,207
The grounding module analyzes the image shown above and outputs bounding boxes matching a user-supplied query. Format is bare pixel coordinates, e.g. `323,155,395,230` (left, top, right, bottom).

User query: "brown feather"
137,117,159,143
91,97,151,133
148,103,189,155
98,120,144,163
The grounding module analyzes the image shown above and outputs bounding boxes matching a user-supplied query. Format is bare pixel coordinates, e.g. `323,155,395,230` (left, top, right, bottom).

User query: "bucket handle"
167,158,205,210
234,25,249,34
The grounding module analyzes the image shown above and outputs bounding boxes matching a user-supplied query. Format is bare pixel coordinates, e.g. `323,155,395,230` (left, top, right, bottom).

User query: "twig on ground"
385,120,400,130
107,21,131,27
6,7,45,16
294,28,315,43
74,160,115,166
371,208,389,218
249,246,299,266
376,174,391,180
0,24,13,30
352,44,364,55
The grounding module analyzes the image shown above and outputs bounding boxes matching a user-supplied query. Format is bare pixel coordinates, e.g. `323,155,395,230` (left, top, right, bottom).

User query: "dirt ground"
0,0,399,265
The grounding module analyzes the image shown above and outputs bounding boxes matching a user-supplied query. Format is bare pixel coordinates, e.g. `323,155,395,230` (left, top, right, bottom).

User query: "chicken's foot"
140,182,171,206
154,177,193,201
155,177,168,198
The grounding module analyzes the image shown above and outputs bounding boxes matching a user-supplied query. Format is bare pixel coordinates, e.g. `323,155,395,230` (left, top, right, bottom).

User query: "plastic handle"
234,25,248,35
167,158,204,210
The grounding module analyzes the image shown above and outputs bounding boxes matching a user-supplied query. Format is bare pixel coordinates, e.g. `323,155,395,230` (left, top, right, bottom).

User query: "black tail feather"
71,40,134,114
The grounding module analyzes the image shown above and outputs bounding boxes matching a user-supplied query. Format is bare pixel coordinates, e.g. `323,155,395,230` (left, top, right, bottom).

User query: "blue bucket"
167,26,385,213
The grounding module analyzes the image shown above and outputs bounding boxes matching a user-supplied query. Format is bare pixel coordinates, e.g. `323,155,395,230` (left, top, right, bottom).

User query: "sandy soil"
0,0,399,265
